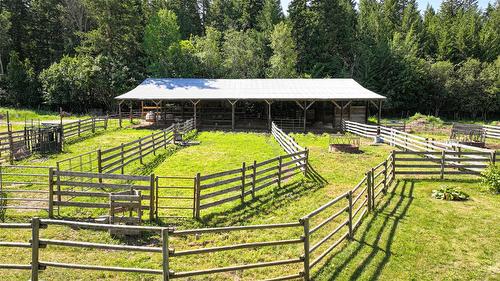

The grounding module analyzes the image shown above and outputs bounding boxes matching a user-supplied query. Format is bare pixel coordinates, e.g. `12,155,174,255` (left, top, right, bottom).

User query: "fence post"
7,112,14,164
31,217,40,281
139,138,143,164
383,160,388,194
149,174,155,222
371,167,375,208
251,160,257,200
48,168,54,218
120,143,124,174
105,115,108,130
491,151,496,165
303,149,309,176
155,176,159,222
440,151,445,180
366,171,372,211
92,117,96,133
195,173,201,219
162,228,170,281
277,156,282,188
152,133,156,156
301,216,310,281
347,191,353,240
163,130,167,149
78,120,81,137
241,162,246,204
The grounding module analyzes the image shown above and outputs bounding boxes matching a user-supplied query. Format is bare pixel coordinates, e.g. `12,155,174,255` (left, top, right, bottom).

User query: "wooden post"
228,100,238,131
129,102,133,123
303,149,309,176
391,151,396,183
91,117,96,133
195,173,201,219
252,160,257,199
347,191,353,240
241,162,246,204
301,217,310,281
152,133,156,156
120,143,124,174
6,112,13,164
78,120,81,137
277,156,283,188
118,101,123,128
155,176,159,222
162,228,170,281
139,138,143,164
377,100,382,126
383,160,388,194
371,167,375,208
340,101,344,133
191,100,200,130
440,151,445,179
491,151,496,165
31,217,40,281
48,168,54,218
150,173,155,222
265,100,273,130
105,114,109,130
303,101,307,133
366,171,372,211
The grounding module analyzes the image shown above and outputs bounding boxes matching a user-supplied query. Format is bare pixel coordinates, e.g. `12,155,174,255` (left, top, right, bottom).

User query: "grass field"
1,120,499,280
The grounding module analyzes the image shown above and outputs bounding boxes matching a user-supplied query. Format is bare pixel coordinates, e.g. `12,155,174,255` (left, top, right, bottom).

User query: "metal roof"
115,78,386,101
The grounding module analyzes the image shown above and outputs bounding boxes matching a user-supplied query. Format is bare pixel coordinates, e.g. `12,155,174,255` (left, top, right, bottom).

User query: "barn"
115,78,386,132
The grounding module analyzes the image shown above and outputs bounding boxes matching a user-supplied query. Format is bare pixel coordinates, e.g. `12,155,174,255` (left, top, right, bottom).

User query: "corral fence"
271,121,308,169
61,116,108,140
483,124,500,139
194,150,308,219
273,118,305,132
155,176,196,220
342,120,496,173
49,170,155,221
0,154,395,281
56,118,195,174
0,165,52,213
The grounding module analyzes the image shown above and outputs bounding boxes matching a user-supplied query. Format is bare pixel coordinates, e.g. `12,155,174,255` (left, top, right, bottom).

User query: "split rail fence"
342,120,496,173
483,124,500,140
56,119,194,174
0,153,395,281
62,117,108,140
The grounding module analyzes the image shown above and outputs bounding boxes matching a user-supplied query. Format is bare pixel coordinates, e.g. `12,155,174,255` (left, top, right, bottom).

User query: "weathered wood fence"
62,117,108,140
342,120,496,173
0,165,52,212
0,154,395,281
483,124,500,139
194,150,308,219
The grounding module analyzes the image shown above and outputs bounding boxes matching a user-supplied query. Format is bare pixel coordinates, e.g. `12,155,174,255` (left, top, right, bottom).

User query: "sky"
280,0,494,14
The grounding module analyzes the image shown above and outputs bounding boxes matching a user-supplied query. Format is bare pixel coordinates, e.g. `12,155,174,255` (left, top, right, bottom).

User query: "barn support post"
332,101,341,132
129,101,133,123
118,100,124,128
191,100,200,129
265,100,273,130
295,101,315,133
378,100,382,126
153,100,161,124
340,101,344,132
365,101,369,124
228,99,238,131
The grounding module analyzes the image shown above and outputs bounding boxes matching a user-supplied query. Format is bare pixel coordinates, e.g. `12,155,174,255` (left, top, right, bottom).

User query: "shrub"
408,113,444,126
481,164,500,193
432,186,470,201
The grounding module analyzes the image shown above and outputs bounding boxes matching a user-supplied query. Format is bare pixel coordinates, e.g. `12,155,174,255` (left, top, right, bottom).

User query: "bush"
408,113,444,126
481,164,500,193
432,186,470,201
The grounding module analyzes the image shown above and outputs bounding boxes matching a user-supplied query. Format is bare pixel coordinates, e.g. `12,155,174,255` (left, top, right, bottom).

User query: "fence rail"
0,153,396,281
62,117,108,140
483,124,500,140
194,150,308,218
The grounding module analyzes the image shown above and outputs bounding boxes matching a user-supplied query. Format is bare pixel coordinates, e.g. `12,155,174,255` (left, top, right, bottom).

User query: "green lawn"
1,126,498,280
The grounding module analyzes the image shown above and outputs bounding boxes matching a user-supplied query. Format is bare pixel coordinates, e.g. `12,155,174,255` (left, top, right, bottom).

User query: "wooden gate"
155,176,196,220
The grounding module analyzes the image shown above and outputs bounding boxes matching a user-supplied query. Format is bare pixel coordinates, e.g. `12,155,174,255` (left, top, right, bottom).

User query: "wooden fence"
62,117,108,140
155,176,196,220
56,118,195,174
483,124,500,140
0,165,52,212
392,150,493,178
194,150,308,219
271,121,308,170
0,154,395,281
342,120,496,173
49,170,155,221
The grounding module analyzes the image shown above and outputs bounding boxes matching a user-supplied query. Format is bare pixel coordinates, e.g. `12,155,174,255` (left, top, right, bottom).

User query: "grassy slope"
1,127,498,280
314,179,499,281
0,107,93,131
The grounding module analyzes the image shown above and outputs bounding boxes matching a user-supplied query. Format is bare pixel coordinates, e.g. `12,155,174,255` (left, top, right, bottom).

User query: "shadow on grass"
191,176,325,227
313,179,414,281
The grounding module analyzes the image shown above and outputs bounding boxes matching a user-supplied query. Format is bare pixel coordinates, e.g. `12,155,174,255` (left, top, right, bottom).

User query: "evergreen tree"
164,0,202,39
5,51,40,106
0,11,11,75
193,27,224,78
257,0,283,32
479,3,499,62
222,29,266,78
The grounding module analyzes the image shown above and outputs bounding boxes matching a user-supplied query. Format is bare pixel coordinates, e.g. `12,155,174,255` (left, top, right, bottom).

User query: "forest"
0,0,498,119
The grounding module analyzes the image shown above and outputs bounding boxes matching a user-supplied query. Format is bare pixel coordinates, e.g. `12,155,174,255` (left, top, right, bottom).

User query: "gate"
155,176,196,220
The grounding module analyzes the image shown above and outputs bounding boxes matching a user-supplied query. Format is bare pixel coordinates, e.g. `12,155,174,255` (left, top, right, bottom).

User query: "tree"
426,61,455,116
5,51,39,107
267,22,297,78
143,9,181,77
164,0,202,39
479,3,500,62
0,11,11,75
193,27,224,78
257,0,283,32
222,29,266,78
